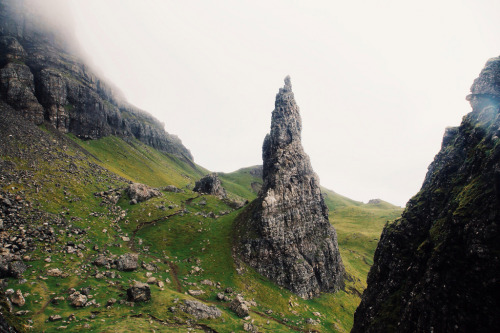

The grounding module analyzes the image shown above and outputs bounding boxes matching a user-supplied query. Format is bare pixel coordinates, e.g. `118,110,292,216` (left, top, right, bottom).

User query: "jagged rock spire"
235,76,345,299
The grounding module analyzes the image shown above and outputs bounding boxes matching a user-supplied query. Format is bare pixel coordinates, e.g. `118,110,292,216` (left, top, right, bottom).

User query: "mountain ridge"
0,0,193,161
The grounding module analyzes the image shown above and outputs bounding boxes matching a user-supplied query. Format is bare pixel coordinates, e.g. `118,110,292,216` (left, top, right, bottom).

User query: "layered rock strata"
352,57,500,332
0,0,192,160
235,76,344,299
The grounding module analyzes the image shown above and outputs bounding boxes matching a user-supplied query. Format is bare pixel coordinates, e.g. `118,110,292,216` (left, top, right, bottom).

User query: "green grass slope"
0,113,402,332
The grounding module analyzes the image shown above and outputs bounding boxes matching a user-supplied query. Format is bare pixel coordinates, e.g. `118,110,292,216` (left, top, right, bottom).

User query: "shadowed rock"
352,56,500,333
193,173,227,198
235,76,344,299
127,282,151,303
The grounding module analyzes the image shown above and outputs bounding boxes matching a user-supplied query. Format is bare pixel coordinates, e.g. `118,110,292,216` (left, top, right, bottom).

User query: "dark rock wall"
235,76,344,299
352,57,500,333
0,0,192,160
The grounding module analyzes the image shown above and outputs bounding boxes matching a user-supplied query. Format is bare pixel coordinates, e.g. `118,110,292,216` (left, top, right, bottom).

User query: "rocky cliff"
234,76,344,299
0,0,192,160
352,57,500,332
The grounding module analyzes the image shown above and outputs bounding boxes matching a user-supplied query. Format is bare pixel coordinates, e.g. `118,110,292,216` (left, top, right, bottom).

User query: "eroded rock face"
352,57,500,332
0,0,193,160
235,76,344,299
193,173,227,198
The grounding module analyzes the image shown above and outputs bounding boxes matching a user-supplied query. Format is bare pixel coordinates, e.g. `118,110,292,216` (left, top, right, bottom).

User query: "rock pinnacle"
234,76,345,299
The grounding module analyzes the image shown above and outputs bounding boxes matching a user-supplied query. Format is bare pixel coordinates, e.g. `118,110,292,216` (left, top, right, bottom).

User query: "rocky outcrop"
0,0,192,160
193,173,227,198
234,76,344,299
352,57,500,332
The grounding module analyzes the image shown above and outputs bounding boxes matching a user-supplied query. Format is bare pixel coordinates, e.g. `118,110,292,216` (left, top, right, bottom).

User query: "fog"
23,0,500,206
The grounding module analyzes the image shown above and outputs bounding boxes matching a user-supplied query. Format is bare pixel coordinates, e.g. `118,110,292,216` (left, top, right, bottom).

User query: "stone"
200,279,213,286
10,289,25,306
243,322,258,332
187,290,205,296
229,295,250,318
127,281,151,302
115,253,138,271
106,298,117,306
92,255,108,267
164,185,183,193
68,292,87,307
47,268,63,277
49,314,62,322
182,299,222,320
126,183,162,203
193,173,227,198
235,76,344,299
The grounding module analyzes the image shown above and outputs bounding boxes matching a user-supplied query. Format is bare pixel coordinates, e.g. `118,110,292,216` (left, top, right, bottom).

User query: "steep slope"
0,99,402,332
234,77,345,299
0,0,192,160
352,57,500,332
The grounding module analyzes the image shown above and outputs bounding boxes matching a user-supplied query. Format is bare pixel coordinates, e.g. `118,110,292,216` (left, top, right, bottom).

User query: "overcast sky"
62,0,500,206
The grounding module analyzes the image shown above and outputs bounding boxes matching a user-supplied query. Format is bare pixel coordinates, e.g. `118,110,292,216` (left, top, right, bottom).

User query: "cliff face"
352,57,500,332
235,76,344,299
0,0,192,160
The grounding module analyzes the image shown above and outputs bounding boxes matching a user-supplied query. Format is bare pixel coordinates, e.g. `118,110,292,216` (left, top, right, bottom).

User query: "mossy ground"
0,128,402,332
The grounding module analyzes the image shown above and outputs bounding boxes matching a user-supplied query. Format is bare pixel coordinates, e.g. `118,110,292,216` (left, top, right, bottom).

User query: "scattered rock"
126,183,162,203
127,281,151,302
106,298,117,306
49,314,62,322
164,185,183,193
243,322,258,332
68,292,87,307
115,253,138,271
200,279,213,286
193,173,227,198
10,289,25,306
229,295,250,318
187,290,205,296
47,268,64,277
182,299,221,320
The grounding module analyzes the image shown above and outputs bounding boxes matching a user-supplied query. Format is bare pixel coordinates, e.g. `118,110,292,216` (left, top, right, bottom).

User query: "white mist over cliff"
27,0,500,206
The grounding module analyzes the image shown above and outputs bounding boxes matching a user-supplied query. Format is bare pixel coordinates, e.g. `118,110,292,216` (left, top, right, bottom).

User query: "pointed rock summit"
235,76,344,299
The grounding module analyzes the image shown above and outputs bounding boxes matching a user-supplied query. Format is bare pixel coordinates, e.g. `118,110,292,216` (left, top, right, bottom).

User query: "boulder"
126,183,162,203
127,282,151,302
182,299,221,320
164,185,183,193
10,289,24,307
193,173,227,198
68,292,87,307
115,253,138,271
229,295,250,318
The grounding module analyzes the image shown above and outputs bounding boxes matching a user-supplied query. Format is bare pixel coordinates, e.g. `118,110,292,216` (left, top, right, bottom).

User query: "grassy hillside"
0,115,402,332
